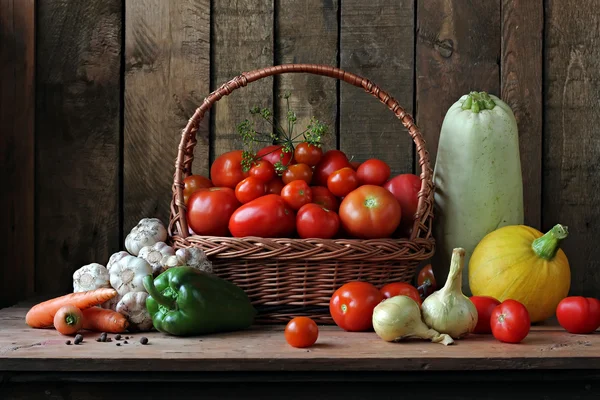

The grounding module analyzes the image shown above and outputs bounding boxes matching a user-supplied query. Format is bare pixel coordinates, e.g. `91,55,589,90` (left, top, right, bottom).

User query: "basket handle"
169,63,434,240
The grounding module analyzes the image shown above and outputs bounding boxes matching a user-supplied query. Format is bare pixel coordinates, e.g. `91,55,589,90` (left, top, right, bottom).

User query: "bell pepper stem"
532,224,568,260
461,91,496,113
143,275,176,310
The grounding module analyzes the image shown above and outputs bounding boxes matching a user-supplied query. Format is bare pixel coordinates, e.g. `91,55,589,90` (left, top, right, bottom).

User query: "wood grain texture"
124,0,211,233
3,379,600,400
0,0,35,308
274,0,339,151
35,1,122,295
416,0,501,164
210,0,274,162
340,0,414,174
501,0,543,229
2,304,600,372
543,0,600,296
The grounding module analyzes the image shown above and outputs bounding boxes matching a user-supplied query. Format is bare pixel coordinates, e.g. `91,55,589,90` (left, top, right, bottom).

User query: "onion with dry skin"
421,248,478,339
372,295,454,346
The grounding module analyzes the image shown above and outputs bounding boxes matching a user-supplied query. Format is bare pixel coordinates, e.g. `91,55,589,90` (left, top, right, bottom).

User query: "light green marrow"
431,92,524,296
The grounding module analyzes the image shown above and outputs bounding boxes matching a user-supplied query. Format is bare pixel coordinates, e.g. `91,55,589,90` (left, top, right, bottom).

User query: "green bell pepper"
142,266,256,336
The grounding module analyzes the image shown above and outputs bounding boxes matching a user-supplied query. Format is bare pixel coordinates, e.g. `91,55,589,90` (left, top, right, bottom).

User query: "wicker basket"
167,64,435,324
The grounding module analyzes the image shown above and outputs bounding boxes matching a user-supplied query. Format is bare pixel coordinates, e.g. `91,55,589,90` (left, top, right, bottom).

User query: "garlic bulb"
101,293,123,311
421,248,478,339
73,263,111,292
372,295,454,345
138,241,175,276
106,251,130,272
175,248,212,273
116,292,153,332
109,255,152,296
124,218,167,256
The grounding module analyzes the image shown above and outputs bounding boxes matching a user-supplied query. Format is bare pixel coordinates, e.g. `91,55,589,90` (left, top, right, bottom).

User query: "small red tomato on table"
556,296,600,334
285,317,319,348
380,282,422,305
490,299,531,343
417,264,437,297
329,281,384,332
470,296,501,334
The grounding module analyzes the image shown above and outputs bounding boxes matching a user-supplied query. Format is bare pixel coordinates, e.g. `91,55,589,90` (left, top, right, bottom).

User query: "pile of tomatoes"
183,143,422,240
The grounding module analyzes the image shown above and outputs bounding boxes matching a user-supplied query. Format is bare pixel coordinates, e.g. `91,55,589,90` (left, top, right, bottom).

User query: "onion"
421,248,478,339
372,295,454,346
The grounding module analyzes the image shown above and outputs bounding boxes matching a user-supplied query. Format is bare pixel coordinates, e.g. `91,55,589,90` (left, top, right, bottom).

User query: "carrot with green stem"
82,307,129,333
26,288,118,328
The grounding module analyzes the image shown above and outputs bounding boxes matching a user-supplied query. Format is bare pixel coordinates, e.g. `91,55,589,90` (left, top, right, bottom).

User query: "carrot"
82,307,129,333
53,305,83,336
26,288,117,329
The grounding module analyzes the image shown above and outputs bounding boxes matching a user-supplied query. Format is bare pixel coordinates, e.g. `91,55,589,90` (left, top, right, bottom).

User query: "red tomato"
187,187,240,236
282,163,313,185
380,282,422,305
330,281,384,332
356,159,391,186
417,264,437,294
249,160,276,182
284,317,319,348
327,167,359,198
183,175,213,204
350,160,362,170
235,177,266,204
556,296,600,334
383,174,421,229
265,177,285,195
311,186,340,212
210,150,248,189
490,300,531,344
338,185,401,239
281,180,313,211
294,142,323,167
296,203,340,239
470,296,501,334
228,194,296,238
313,150,352,186
256,144,294,169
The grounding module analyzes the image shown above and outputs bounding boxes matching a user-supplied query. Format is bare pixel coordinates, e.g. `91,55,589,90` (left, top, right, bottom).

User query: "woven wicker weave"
168,64,435,324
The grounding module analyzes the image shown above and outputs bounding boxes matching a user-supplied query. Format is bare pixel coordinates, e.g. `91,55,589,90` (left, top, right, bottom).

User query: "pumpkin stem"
461,91,496,113
532,224,568,260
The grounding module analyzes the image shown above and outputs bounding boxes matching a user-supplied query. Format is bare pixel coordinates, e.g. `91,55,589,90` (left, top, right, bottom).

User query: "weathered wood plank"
0,0,35,308
2,304,600,372
3,379,600,400
35,1,122,295
416,0,501,165
124,0,211,233
340,0,414,174
501,0,543,229
274,0,338,151
543,0,600,296
210,0,274,162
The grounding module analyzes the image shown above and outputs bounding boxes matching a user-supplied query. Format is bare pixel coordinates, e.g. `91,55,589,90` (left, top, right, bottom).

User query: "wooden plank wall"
2,0,599,307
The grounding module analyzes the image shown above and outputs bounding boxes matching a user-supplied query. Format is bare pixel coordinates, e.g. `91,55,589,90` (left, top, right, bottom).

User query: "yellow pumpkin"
468,224,570,323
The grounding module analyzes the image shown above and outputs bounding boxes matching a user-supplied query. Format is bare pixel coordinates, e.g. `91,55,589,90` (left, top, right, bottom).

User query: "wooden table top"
2,302,600,373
